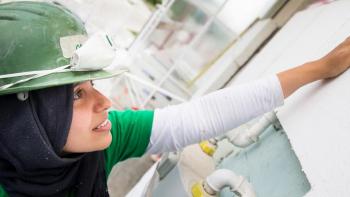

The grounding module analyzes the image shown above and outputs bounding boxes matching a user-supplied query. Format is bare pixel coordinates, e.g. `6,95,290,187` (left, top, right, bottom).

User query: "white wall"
229,1,350,196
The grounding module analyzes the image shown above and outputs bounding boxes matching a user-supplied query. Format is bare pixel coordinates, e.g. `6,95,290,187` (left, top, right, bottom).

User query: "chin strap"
0,65,72,90
0,65,71,79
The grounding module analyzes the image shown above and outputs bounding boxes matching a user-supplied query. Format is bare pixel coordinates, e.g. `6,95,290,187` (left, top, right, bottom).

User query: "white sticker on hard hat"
70,33,116,71
60,35,88,58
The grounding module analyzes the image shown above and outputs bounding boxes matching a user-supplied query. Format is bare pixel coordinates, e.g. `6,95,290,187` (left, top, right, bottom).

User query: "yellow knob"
191,182,205,197
199,141,216,156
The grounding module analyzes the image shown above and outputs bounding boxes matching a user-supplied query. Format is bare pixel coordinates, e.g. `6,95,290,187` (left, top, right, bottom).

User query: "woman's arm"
278,37,350,98
147,37,350,154
147,75,284,154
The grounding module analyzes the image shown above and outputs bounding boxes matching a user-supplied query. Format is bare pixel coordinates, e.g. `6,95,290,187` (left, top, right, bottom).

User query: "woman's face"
63,81,112,153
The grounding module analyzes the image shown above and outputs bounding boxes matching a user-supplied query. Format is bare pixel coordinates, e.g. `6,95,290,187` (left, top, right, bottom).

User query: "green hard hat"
0,1,127,96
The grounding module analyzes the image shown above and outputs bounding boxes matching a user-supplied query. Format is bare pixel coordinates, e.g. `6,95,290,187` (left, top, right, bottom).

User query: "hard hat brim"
0,68,128,95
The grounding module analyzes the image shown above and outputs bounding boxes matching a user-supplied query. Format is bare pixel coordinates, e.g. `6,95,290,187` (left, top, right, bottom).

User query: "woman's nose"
93,89,112,112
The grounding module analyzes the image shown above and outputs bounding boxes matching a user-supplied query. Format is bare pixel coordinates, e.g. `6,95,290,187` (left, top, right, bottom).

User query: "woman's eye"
73,89,83,100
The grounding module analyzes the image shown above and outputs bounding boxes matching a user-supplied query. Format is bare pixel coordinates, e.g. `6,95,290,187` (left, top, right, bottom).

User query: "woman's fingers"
318,37,350,78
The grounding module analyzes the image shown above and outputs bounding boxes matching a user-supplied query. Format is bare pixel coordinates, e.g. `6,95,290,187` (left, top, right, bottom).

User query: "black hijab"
0,85,108,197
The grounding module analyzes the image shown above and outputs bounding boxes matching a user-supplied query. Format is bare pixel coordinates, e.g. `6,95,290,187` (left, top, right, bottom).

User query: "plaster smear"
229,1,350,196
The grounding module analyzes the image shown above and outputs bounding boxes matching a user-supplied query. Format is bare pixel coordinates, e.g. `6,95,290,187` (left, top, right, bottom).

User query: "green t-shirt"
0,110,154,197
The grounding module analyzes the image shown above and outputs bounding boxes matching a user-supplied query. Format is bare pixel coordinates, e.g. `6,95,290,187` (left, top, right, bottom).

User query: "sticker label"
60,35,88,58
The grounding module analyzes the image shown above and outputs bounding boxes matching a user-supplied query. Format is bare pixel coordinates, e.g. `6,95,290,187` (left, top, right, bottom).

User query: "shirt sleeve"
147,75,284,154
104,110,154,176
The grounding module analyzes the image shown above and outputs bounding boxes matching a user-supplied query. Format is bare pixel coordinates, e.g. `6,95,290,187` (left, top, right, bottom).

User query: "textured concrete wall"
218,126,310,197
229,1,350,196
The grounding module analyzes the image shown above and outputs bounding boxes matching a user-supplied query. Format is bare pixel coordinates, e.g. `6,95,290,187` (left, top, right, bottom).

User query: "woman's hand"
317,37,350,79
277,37,350,98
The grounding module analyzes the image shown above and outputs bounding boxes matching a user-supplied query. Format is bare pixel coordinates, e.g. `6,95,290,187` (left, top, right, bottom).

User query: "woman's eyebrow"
73,81,93,88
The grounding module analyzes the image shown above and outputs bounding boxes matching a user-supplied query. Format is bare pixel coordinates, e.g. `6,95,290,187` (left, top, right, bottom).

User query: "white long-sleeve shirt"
147,75,284,154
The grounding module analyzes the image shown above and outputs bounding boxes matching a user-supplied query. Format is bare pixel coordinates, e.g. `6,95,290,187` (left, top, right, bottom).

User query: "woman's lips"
93,119,111,132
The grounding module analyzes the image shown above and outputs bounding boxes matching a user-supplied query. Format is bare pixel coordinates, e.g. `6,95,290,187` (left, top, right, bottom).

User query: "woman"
0,1,349,197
